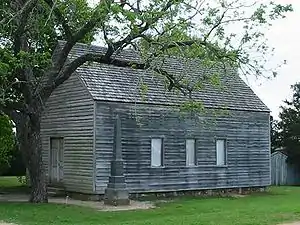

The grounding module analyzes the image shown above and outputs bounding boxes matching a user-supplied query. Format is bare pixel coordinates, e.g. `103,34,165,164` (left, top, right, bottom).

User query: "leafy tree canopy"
0,115,15,175
275,83,300,164
271,115,280,152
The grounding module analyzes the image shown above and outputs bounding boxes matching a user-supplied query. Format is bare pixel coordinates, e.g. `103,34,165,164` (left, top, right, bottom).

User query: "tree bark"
16,112,48,203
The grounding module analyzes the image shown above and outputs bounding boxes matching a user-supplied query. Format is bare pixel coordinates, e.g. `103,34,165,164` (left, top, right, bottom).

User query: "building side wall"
95,102,270,194
41,74,95,193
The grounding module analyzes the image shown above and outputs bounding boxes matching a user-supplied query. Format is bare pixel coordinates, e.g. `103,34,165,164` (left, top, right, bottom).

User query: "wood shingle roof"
63,42,269,112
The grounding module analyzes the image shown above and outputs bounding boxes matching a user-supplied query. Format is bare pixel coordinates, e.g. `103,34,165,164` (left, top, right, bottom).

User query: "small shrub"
17,176,27,186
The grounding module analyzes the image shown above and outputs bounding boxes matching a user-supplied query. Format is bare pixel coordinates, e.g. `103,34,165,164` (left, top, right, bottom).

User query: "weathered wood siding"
271,151,300,185
95,102,270,194
41,74,95,193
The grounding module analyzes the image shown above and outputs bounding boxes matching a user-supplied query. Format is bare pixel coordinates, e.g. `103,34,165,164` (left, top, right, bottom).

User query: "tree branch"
110,0,175,58
59,53,143,84
57,38,210,89
43,0,73,40
45,39,208,98
13,0,38,55
43,50,189,98
42,0,176,102
40,0,229,105
49,0,111,75
66,39,204,76
48,0,175,92
122,1,142,13
204,9,227,42
73,1,111,43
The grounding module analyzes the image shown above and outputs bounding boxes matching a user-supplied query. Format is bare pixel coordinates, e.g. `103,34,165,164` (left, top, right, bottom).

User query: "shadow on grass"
0,185,29,194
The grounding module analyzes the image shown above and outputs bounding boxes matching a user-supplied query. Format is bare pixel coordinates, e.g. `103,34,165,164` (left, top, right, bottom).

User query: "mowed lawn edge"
0,186,300,225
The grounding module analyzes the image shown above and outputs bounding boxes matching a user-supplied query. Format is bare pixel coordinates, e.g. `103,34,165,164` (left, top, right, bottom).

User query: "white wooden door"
50,138,64,184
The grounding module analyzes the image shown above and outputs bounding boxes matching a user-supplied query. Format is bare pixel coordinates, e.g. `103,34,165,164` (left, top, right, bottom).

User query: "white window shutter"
151,138,162,167
186,139,195,166
216,139,226,166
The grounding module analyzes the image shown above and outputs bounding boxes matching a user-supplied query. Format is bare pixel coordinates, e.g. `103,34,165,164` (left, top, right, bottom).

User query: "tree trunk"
16,113,48,203
27,149,48,203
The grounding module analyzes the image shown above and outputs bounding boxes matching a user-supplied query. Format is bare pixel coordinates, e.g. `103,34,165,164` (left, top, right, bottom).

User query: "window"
216,139,227,166
151,138,163,167
186,139,196,166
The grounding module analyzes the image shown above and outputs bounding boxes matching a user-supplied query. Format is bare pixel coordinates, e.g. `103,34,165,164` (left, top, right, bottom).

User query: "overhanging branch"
42,38,214,100
59,53,145,85
62,39,206,79
43,0,73,40
110,0,175,58
73,1,111,43
41,0,233,105
204,9,227,42
46,0,177,98
47,0,111,79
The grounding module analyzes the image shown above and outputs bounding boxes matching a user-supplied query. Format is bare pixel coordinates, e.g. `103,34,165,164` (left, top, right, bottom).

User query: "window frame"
150,137,164,167
185,139,197,167
215,138,227,166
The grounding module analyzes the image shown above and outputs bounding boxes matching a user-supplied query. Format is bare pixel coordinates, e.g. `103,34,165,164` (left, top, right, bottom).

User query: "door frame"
48,136,65,186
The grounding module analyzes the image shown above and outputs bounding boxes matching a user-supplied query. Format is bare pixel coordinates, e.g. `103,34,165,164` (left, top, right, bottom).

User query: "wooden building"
271,151,300,186
41,43,271,196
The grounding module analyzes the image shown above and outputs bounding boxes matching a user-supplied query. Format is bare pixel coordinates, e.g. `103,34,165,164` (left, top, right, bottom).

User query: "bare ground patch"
279,222,300,225
0,194,155,211
50,197,155,211
0,221,17,225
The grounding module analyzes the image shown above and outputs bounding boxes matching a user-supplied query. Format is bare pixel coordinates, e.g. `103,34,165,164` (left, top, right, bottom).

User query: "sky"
246,0,300,118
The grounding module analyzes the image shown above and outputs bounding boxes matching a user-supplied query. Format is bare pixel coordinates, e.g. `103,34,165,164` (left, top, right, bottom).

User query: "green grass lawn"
0,176,22,188
1,186,300,225
0,176,28,193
